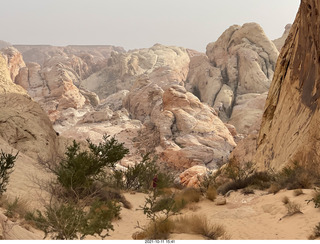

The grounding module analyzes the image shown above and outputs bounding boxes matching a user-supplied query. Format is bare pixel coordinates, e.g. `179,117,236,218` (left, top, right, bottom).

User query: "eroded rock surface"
255,0,320,171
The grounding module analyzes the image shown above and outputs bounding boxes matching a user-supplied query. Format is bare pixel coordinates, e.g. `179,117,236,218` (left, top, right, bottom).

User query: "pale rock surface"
81,44,190,99
1,47,26,82
187,23,278,132
273,24,292,52
125,76,236,169
228,92,267,134
0,54,63,162
255,0,320,172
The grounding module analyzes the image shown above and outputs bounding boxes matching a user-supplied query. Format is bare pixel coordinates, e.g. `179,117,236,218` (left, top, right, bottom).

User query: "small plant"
174,214,229,240
134,217,174,240
241,187,254,195
282,196,290,205
174,188,201,210
309,222,320,240
26,200,120,240
284,201,302,216
293,189,303,196
0,196,29,219
0,151,18,195
306,189,320,208
137,191,179,239
268,183,281,194
206,186,217,201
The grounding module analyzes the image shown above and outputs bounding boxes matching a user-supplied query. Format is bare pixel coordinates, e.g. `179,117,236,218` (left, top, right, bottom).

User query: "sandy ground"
103,189,320,240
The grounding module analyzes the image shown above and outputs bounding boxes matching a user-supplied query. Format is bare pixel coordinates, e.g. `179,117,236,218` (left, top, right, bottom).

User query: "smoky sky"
0,0,300,52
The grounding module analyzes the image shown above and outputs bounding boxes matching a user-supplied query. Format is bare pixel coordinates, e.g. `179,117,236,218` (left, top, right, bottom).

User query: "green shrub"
26,200,120,240
276,162,315,190
109,154,174,192
0,151,18,195
55,135,128,198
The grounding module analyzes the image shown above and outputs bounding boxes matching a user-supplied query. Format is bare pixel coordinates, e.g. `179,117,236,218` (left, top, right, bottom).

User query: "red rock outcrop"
255,0,320,171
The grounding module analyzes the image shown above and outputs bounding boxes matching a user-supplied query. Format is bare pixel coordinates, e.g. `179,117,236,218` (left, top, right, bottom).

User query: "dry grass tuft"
174,188,201,210
206,186,217,201
293,189,303,196
282,196,290,205
285,201,302,216
134,218,174,240
0,196,30,220
268,183,281,194
174,214,229,240
308,222,320,240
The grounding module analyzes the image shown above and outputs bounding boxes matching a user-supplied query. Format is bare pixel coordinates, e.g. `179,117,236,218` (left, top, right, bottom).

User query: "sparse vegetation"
31,135,131,239
108,154,174,192
293,189,303,196
0,196,29,220
174,214,229,240
0,151,18,195
173,188,201,210
206,186,217,201
306,189,320,208
309,222,320,240
136,191,179,240
26,200,120,240
282,198,302,216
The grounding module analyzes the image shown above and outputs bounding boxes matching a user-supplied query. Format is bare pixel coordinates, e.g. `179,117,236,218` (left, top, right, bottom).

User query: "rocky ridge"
255,0,320,172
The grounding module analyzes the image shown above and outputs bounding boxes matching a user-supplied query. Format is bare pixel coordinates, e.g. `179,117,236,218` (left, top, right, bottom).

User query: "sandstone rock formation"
0,53,63,162
81,44,190,99
186,23,279,133
124,74,236,169
1,47,26,82
255,0,320,172
273,24,292,52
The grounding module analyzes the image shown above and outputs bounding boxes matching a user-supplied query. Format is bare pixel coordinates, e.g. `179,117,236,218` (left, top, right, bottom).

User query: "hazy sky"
1,0,300,52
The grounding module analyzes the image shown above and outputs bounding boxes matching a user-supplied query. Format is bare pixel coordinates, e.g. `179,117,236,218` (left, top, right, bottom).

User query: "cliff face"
255,0,320,171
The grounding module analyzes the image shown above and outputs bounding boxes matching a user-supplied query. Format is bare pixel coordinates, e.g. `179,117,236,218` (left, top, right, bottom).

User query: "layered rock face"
255,0,320,171
0,54,62,162
81,44,190,99
187,23,279,134
124,74,236,170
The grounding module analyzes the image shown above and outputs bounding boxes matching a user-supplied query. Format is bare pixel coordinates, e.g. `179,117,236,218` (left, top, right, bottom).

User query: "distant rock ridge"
255,0,320,172
272,24,292,52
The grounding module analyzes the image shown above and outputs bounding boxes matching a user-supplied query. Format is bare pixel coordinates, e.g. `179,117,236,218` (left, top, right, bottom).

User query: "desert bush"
306,189,320,208
282,196,290,205
0,151,18,195
217,161,274,195
0,196,29,219
309,222,320,240
198,169,221,194
174,188,201,210
26,200,120,240
137,191,179,239
174,214,229,240
54,135,128,198
109,154,174,192
293,189,303,196
276,162,315,190
206,186,217,201
283,200,302,216
135,218,174,240
268,183,281,194
241,187,255,195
